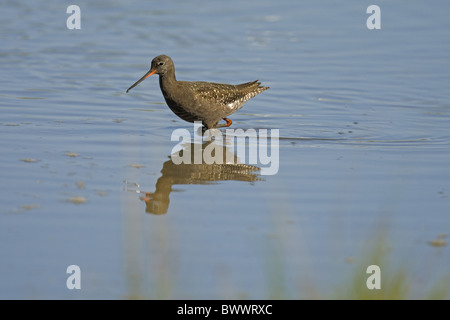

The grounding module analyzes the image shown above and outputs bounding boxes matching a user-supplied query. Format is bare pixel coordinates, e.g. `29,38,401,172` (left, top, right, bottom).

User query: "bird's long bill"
126,69,156,93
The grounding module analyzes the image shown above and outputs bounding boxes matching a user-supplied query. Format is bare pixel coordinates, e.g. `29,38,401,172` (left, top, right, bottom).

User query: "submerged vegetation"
330,238,449,300
124,221,450,300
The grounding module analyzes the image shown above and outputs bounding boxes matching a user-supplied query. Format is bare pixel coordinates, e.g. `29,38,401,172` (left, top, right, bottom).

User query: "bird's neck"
159,70,177,91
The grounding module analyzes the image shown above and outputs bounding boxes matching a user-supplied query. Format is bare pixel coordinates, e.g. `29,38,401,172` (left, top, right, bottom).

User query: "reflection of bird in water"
140,141,262,215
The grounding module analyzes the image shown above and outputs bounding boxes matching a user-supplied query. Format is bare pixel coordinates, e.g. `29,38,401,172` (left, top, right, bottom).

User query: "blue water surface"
0,0,449,299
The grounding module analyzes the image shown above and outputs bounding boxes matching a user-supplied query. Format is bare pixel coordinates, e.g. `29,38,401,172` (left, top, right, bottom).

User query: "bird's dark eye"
158,62,164,66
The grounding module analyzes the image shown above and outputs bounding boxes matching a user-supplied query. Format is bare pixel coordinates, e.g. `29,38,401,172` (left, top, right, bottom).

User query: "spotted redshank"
126,55,269,129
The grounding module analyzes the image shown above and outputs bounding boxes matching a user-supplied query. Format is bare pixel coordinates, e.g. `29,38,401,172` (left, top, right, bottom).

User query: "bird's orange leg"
215,118,233,128
223,118,232,127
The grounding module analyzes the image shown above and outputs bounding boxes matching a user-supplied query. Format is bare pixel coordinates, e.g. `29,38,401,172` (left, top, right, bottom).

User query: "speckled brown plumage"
126,55,269,129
